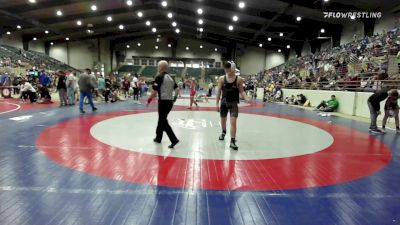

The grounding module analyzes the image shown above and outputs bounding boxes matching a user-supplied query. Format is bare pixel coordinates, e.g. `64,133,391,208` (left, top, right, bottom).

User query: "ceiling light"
197,8,203,15
172,21,177,27
77,20,82,26
175,28,180,33
286,45,290,49
161,1,167,7
186,46,189,50
107,16,112,22
65,37,69,41
198,19,203,25
91,5,97,11
296,16,301,22
320,28,325,33
279,32,283,36
233,15,238,22
137,11,143,18
126,45,130,48
6,31,11,35
199,27,203,32
228,25,234,31
278,49,281,52
137,43,141,46
167,12,173,18
168,44,172,47
126,0,133,6
155,46,159,49
323,0,329,2
33,37,37,41
156,38,160,42
238,2,245,8
152,27,157,32
56,10,63,16
28,0,36,3
259,43,263,47
214,48,218,52
17,25,21,29
45,30,49,34
146,20,151,26
268,37,272,41
119,24,124,30
50,42,54,45
200,45,203,48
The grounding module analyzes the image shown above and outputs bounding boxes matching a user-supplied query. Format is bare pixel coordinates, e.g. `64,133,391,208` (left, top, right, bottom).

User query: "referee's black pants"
156,100,178,142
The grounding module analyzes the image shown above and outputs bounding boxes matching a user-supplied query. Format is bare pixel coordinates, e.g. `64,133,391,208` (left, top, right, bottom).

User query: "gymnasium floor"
0,97,399,225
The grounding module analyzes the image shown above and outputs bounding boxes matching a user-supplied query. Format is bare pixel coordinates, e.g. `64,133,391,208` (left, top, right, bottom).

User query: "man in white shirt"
131,75,140,103
66,71,76,105
20,80,37,103
208,82,213,97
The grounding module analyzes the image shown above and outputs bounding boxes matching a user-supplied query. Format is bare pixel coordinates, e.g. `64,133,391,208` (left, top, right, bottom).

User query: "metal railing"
279,79,400,92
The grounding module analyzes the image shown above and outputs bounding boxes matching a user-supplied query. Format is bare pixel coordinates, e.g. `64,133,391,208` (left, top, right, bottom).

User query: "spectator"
78,69,98,113
104,75,112,103
367,89,390,133
131,74,140,103
12,75,21,95
397,49,400,73
381,89,399,133
122,77,130,98
208,81,213,97
37,84,53,104
97,75,106,101
66,71,76,105
20,80,37,103
56,71,68,107
39,70,51,87
295,94,307,106
315,95,339,112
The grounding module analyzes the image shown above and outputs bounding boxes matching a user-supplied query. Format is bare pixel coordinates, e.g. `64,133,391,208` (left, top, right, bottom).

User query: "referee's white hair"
158,60,169,68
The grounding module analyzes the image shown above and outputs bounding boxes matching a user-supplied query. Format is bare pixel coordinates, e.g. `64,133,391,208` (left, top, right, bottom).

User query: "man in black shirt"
147,60,180,148
56,71,67,107
368,89,389,133
104,77,112,103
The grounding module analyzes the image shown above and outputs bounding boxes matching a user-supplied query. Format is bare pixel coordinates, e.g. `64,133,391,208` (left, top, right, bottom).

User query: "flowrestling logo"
323,11,382,19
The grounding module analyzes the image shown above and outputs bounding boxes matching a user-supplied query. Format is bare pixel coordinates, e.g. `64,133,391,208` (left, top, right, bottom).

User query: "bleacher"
0,45,78,72
118,65,142,73
206,68,224,76
169,67,183,76
0,45,29,65
186,68,201,78
142,66,158,77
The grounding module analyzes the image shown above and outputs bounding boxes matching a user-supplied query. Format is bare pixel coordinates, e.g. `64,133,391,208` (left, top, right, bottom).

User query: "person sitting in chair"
315,95,339,112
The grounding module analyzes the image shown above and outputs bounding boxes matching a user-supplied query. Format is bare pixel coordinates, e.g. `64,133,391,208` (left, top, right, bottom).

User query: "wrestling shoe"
230,141,238,150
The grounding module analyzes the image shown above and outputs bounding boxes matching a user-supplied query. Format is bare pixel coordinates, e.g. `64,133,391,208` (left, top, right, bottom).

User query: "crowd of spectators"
0,67,153,106
249,28,400,97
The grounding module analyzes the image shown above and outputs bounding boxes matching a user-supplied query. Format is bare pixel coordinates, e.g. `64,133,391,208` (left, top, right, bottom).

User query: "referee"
147,60,180,148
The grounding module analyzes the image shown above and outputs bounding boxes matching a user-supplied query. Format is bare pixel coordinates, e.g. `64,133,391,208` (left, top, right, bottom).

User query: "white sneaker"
381,128,386,134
